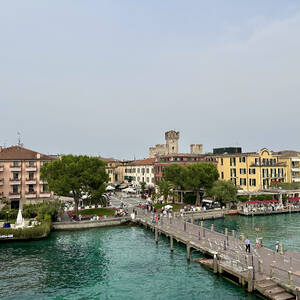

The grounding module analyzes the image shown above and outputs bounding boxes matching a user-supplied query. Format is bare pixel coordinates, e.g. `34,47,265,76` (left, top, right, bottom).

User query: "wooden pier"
135,208,300,300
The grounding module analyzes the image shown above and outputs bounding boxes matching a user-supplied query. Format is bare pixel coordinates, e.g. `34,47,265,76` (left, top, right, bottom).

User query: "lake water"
2,213,300,300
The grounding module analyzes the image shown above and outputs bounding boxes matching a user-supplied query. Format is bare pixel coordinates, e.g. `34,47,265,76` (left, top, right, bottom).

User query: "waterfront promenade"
135,208,300,300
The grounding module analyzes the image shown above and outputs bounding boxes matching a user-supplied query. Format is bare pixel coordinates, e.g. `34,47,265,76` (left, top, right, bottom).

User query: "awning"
246,200,279,204
288,197,300,202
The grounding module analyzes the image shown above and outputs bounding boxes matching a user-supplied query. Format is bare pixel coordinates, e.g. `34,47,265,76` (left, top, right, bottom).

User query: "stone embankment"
52,216,131,230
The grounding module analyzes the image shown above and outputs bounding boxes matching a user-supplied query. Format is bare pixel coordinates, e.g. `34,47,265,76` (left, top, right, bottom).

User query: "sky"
1,1,300,159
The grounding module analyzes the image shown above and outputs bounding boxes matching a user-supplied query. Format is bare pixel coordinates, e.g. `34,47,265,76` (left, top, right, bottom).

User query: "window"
146,177,149,182
13,185,18,193
221,172,224,179
137,168,140,173
13,161,19,167
221,158,223,166
137,177,140,181
231,178,237,186
249,168,256,175
240,168,246,175
249,179,256,186
43,184,48,192
230,168,236,177
146,168,149,173
240,178,246,186
255,158,259,165
239,157,246,163
230,157,236,166
29,161,34,167
29,171,34,180
151,178,154,183
13,172,19,180
28,184,34,193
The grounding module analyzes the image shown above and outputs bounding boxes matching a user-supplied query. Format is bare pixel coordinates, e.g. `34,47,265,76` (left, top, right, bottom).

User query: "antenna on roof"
17,131,23,147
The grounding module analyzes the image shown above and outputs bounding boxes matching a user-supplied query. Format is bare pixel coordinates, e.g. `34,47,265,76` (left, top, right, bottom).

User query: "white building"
124,158,155,188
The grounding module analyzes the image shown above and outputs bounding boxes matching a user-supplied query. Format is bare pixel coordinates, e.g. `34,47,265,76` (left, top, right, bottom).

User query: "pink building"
0,146,54,209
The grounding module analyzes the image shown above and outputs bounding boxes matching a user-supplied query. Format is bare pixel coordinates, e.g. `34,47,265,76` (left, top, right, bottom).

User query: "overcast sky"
1,1,300,159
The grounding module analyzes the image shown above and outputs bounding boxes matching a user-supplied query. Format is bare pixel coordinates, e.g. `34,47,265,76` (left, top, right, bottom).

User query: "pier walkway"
135,208,300,300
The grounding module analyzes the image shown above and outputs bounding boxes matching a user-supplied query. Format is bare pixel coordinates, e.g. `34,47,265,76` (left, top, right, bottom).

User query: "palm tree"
157,179,177,203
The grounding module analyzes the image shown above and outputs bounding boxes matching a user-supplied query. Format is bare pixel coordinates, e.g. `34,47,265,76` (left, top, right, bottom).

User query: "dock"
135,208,300,300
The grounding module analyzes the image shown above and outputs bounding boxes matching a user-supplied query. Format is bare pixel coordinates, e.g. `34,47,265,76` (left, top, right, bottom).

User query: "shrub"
23,200,64,221
0,221,51,240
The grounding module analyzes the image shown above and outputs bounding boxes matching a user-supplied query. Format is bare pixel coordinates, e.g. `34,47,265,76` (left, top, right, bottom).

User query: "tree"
210,180,238,208
184,162,219,206
163,164,187,189
140,181,147,195
41,155,109,218
156,179,177,203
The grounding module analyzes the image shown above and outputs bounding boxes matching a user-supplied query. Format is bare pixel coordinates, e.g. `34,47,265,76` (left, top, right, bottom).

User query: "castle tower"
190,144,203,154
165,130,179,155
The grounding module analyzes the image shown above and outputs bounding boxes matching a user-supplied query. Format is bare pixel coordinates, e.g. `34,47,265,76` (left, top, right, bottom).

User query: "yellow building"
216,148,288,191
277,151,300,183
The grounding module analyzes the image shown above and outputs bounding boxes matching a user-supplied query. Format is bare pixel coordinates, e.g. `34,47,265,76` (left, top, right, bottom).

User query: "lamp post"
6,211,9,223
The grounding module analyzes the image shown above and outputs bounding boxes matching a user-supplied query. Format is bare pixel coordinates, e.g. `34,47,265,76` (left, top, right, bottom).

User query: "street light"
6,211,9,223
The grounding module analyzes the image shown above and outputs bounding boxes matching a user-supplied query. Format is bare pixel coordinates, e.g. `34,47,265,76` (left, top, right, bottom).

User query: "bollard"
225,228,228,236
155,227,158,244
203,227,205,238
270,265,274,278
232,229,235,238
248,267,254,292
191,215,194,224
258,260,263,273
184,221,186,232
241,233,245,242
211,224,214,232
170,236,174,252
213,253,218,274
280,244,284,255
186,244,191,261
288,271,294,286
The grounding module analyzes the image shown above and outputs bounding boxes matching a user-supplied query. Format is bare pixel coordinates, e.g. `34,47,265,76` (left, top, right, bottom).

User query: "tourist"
276,241,279,252
245,237,251,253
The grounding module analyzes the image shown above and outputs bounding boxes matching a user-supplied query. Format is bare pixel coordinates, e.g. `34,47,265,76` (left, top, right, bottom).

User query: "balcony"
25,191,37,199
292,158,300,162
26,166,37,172
39,180,48,185
0,165,4,172
0,179,3,186
25,178,37,185
293,178,300,183
10,166,21,172
40,192,51,198
9,178,21,185
9,192,21,199
292,168,300,172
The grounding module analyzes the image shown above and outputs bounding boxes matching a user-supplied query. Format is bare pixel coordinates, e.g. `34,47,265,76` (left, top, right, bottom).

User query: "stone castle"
149,130,203,158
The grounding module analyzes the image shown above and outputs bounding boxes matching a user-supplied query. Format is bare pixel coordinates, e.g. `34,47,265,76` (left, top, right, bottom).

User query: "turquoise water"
202,213,300,252
0,225,260,300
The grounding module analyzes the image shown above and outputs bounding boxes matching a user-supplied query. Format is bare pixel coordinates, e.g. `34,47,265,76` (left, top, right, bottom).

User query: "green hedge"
0,221,51,240
0,207,18,220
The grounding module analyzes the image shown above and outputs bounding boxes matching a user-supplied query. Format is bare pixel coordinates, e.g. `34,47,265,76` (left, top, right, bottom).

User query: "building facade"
0,146,54,209
123,158,155,187
215,148,288,191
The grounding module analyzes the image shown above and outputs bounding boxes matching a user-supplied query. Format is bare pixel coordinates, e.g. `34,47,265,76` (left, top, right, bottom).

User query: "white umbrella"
123,187,136,193
106,185,115,191
164,205,173,210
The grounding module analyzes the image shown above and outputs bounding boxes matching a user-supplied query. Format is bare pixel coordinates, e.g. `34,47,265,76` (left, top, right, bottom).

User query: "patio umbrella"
106,185,115,191
164,205,173,210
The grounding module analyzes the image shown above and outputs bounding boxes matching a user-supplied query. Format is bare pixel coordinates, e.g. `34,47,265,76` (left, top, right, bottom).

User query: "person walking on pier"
245,237,251,253
275,241,279,252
